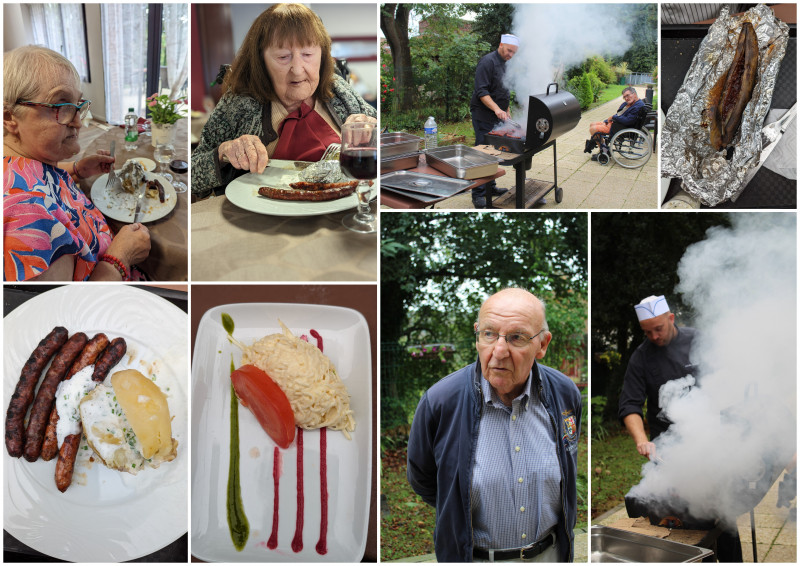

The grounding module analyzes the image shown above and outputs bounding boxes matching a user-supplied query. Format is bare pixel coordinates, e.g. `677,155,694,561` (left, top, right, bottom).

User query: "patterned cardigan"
191,74,376,197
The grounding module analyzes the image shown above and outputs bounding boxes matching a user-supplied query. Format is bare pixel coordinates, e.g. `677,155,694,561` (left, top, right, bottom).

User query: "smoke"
627,213,796,529
505,4,636,120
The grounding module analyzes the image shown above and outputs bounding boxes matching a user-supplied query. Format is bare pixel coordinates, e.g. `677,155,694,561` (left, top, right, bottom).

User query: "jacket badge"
563,414,577,441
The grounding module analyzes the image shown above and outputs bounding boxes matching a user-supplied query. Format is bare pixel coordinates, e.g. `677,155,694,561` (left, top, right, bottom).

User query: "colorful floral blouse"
4,156,112,281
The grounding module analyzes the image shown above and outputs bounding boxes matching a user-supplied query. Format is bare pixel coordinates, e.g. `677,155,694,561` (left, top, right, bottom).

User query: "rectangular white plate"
190,303,372,562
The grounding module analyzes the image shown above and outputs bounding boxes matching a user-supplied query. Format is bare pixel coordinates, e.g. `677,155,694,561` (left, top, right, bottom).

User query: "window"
28,4,90,82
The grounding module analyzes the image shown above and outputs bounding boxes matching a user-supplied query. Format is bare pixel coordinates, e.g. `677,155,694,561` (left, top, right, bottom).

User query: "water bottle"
124,108,139,150
424,116,438,150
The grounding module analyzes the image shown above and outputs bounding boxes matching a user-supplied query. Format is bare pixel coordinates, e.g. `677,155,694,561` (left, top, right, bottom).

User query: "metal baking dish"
425,145,500,179
380,171,472,198
380,151,420,174
590,526,714,563
381,132,422,158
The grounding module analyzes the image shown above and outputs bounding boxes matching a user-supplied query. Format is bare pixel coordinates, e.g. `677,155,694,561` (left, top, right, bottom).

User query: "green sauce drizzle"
226,332,249,550
222,312,235,336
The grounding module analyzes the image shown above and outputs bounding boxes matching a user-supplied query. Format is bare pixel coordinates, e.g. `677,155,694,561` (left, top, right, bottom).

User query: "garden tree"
380,4,415,111
620,3,657,72
380,4,467,113
578,73,593,109
471,3,514,50
591,213,730,423
381,213,587,430
410,19,490,121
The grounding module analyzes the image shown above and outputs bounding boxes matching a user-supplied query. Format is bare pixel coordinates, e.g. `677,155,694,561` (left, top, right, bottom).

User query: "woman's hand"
344,114,377,126
218,135,269,174
105,223,151,269
79,150,115,177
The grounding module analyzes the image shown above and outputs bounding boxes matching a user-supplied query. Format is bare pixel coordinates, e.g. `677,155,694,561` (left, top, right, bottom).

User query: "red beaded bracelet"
99,254,130,281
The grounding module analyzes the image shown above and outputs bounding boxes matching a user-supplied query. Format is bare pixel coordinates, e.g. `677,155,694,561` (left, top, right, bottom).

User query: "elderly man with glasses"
407,287,582,562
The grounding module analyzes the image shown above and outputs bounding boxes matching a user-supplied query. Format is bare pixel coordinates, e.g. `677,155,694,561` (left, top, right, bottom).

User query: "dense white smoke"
627,213,797,529
505,4,636,121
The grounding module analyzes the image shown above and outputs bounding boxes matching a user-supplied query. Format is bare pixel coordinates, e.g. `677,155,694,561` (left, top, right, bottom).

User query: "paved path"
428,86,658,210
593,470,797,562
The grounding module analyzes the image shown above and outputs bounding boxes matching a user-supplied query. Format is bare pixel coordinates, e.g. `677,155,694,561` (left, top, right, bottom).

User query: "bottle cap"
128,108,134,112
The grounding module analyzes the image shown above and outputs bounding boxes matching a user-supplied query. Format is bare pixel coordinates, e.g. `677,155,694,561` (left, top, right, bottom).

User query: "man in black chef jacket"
618,294,743,562
469,33,518,209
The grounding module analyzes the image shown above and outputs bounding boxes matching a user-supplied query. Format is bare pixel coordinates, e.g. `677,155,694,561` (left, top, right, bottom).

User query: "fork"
321,142,341,161
104,141,117,191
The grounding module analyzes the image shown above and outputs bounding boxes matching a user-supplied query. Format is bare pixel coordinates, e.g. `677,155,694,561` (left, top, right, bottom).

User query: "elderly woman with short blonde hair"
191,3,377,197
4,45,150,281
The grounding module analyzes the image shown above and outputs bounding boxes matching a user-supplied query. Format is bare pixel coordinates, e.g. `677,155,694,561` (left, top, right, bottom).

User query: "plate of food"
125,157,157,172
90,160,177,223
3,285,188,562
191,303,372,562
225,161,362,217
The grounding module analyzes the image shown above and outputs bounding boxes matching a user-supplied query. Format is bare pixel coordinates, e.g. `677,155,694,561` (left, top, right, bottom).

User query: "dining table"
379,153,506,209
190,191,377,282
78,119,189,281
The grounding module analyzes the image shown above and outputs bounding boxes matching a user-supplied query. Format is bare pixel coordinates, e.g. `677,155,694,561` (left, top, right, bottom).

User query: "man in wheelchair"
585,86,645,161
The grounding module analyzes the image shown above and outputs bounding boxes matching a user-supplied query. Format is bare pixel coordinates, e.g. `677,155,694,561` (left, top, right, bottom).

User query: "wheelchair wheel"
610,128,652,169
597,152,610,166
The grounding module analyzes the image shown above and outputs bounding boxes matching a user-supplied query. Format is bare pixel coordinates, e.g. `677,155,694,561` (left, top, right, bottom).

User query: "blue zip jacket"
407,360,581,562
612,98,646,127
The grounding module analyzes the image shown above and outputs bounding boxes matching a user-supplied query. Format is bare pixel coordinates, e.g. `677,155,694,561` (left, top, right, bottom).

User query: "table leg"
515,162,526,209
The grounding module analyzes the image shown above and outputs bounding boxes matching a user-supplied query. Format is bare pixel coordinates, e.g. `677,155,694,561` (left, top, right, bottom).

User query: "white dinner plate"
90,171,177,223
125,157,157,172
225,167,360,216
191,303,372,562
3,285,188,562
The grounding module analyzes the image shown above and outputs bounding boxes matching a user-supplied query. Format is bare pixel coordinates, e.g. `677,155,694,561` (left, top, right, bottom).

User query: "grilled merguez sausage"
92,337,127,381
259,185,357,201
41,333,110,461
22,332,88,462
56,336,126,492
5,326,69,458
708,21,759,151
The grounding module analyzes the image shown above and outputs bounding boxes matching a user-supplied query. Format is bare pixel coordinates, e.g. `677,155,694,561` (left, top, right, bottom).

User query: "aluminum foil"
661,4,789,206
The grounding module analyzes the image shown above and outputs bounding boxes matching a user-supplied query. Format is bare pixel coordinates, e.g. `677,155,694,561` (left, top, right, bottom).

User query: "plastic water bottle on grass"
424,116,438,150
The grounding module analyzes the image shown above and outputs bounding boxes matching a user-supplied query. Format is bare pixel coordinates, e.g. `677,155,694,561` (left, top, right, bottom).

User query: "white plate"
191,303,372,562
90,171,177,223
3,285,188,562
125,157,157,172
225,167,359,217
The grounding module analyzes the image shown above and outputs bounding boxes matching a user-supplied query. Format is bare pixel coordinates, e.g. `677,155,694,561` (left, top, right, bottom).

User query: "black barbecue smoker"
483,83,580,208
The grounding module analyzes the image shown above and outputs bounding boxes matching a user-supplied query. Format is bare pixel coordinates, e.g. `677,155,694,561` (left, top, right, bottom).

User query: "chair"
596,102,654,168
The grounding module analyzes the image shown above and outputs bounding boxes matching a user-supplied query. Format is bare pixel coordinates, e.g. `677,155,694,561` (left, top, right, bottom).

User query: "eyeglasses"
17,99,92,125
475,329,546,348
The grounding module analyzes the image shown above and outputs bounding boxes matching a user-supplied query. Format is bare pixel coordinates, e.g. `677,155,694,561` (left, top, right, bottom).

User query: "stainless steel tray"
380,151,420,174
381,186,442,204
425,144,500,179
381,132,422,158
380,171,472,198
590,526,714,563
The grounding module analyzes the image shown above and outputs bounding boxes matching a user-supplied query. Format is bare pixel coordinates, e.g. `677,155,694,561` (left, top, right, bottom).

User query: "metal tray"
380,170,472,197
424,144,501,179
380,151,420,174
381,186,442,204
590,526,714,563
381,132,422,158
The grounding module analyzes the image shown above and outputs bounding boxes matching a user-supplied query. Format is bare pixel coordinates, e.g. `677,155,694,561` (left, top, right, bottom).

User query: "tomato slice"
231,364,295,449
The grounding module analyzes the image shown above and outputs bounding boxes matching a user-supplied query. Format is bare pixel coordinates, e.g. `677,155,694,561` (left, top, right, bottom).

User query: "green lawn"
381,433,588,561
590,430,649,519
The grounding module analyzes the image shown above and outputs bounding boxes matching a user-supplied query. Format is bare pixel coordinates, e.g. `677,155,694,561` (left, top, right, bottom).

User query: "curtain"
101,4,147,124
163,4,189,99
28,4,89,82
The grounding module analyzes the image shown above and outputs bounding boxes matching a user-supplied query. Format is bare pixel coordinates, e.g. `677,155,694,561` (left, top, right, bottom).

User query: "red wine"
340,149,377,179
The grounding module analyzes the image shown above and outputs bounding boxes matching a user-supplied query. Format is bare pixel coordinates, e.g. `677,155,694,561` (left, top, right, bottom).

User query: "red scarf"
272,102,340,161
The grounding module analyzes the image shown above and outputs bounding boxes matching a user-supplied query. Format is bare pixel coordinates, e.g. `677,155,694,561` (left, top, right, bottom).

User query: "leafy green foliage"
576,73,594,109
585,56,616,85
471,4,515,50
620,4,657,72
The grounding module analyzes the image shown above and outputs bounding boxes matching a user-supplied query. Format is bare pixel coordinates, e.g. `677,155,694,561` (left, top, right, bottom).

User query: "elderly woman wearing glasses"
4,46,150,281
191,3,377,197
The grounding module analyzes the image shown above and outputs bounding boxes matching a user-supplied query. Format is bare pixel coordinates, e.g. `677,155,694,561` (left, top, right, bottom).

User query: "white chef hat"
634,295,670,321
500,34,520,47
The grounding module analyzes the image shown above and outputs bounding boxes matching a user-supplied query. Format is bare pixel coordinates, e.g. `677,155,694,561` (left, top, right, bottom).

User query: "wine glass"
339,122,377,234
154,143,174,183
